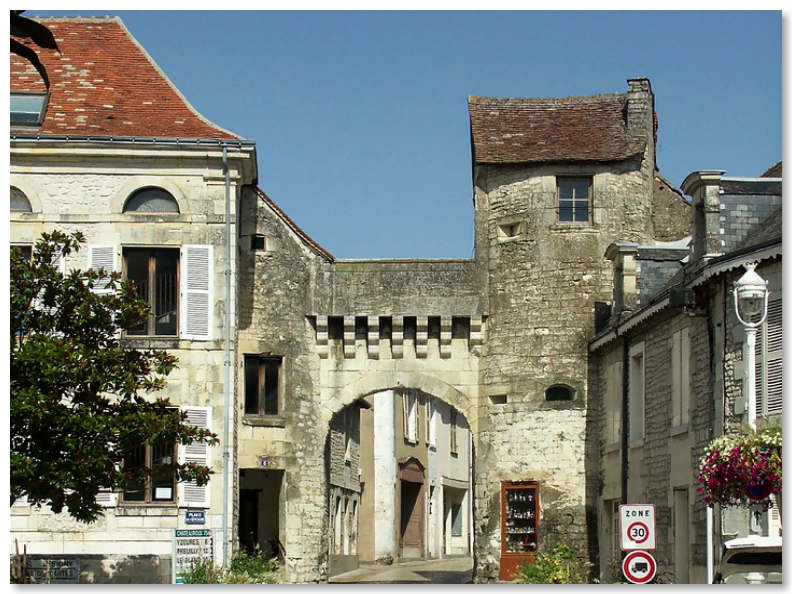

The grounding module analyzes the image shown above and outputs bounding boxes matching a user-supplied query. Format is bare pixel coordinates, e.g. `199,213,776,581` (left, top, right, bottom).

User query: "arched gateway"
324,382,473,578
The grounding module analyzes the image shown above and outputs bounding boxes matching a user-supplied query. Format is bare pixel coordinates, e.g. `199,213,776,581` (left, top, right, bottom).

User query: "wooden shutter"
178,406,212,508
89,245,116,294
180,245,213,341
681,327,690,424
757,299,783,417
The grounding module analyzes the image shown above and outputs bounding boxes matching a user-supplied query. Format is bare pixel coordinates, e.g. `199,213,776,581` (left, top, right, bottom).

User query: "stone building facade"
10,17,257,583
589,165,782,583
11,16,731,585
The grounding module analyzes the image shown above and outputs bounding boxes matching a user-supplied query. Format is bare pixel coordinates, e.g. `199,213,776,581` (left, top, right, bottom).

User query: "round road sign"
622,550,657,584
627,521,650,545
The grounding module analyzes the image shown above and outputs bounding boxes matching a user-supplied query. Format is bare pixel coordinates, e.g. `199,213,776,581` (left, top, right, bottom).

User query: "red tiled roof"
10,17,240,139
468,93,646,165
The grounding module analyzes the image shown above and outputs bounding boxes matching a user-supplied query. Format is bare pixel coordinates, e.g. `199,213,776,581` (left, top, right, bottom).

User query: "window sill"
604,442,621,454
549,223,597,233
121,336,181,349
242,414,285,428
116,505,178,516
629,439,644,449
670,423,689,437
497,235,524,244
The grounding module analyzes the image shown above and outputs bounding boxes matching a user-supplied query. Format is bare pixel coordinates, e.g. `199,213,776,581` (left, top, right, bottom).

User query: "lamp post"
733,263,770,430
733,262,769,537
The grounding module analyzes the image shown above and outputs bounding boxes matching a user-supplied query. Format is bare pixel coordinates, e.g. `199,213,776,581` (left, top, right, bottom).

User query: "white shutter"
672,331,681,426
95,490,118,507
178,406,212,508
180,245,213,341
681,327,690,424
764,299,782,416
89,245,116,295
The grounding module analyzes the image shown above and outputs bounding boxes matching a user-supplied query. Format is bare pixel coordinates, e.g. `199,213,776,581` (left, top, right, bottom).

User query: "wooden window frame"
557,176,593,223
123,247,180,337
244,355,282,416
121,441,177,505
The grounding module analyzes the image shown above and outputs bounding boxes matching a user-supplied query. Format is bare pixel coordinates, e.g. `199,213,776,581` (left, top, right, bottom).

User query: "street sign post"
172,529,213,584
619,504,656,550
622,550,657,584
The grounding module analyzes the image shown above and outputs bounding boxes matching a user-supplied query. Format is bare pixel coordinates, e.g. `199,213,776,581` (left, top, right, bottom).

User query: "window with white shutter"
756,299,782,418
402,391,418,444
672,327,690,427
95,490,118,507
12,494,29,506
180,245,213,341
89,245,116,295
179,406,212,508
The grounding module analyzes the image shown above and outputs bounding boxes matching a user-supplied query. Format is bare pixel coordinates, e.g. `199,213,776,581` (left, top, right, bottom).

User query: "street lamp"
733,262,769,538
733,262,770,430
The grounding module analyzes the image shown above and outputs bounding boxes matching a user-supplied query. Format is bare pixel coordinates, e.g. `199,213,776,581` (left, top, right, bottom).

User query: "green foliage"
517,542,592,584
181,551,280,584
10,231,217,522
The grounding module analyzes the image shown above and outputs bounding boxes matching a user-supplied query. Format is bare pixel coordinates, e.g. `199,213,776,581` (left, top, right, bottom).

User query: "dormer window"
10,92,48,126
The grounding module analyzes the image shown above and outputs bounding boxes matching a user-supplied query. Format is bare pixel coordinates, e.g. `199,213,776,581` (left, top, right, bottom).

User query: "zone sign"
619,504,656,550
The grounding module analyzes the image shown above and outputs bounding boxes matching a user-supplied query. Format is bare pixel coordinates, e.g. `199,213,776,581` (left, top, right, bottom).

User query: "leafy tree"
10,10,60,89
11,231,217,522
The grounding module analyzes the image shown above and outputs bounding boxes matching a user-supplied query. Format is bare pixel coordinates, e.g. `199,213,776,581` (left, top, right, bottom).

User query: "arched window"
10,186,32,212
123,187,179,213
545,384,574,402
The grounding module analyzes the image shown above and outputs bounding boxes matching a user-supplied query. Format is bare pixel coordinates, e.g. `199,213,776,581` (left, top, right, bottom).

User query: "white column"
374,390,397,559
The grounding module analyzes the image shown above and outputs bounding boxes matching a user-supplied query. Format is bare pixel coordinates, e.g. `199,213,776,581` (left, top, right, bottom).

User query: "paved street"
329,556,473,584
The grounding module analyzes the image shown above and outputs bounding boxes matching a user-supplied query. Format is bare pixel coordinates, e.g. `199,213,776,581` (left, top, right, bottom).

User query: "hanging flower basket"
697,426,782,509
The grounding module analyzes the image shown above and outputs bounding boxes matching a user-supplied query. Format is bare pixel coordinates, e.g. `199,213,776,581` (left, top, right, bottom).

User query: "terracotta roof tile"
10,17,240,139
468,92,646,164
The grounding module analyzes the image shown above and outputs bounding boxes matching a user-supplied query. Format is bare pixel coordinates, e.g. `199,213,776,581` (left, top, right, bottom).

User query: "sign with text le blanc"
172,529,213,584
619,504,656,550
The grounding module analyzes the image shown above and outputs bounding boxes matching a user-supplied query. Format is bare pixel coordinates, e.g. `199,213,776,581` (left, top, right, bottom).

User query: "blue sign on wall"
185,510,206,525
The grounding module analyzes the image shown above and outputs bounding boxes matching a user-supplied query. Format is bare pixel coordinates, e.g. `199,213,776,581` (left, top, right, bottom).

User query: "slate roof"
10,17,241,139
468,93,646,164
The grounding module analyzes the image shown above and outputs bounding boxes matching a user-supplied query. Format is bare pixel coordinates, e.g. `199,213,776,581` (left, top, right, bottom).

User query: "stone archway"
324,379,475,575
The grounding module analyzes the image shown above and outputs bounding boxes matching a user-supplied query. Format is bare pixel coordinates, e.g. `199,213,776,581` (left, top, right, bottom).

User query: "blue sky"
28,10,782,259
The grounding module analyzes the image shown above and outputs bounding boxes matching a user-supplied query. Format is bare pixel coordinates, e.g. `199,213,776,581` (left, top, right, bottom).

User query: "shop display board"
499,481,539,580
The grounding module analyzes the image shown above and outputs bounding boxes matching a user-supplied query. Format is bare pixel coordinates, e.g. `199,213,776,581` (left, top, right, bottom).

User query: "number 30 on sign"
619,504,656,551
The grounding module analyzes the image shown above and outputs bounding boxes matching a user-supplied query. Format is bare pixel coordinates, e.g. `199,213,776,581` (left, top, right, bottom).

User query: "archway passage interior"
326,388,473,577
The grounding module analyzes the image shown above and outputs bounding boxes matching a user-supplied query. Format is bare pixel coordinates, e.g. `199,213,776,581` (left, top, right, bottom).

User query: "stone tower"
467,78,684,578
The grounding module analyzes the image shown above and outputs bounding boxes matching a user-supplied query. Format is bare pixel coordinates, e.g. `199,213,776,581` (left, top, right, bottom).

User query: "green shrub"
181,550,280,584
517,542,591,584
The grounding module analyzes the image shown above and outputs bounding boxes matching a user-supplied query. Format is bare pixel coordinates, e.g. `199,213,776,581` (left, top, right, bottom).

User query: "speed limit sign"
619,504,656,550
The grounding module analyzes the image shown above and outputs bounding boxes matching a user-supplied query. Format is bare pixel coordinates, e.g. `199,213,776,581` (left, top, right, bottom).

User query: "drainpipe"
222,146,232,567
621,337,630,505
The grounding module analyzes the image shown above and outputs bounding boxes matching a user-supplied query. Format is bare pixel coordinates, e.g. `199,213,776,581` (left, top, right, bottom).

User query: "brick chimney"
680,170,725,262
605,242,639,317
